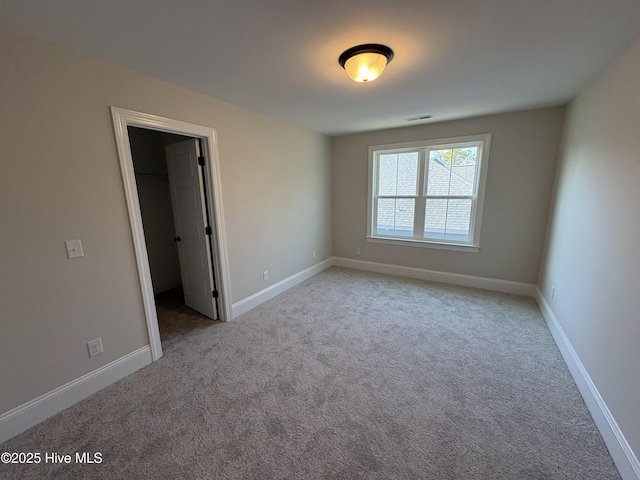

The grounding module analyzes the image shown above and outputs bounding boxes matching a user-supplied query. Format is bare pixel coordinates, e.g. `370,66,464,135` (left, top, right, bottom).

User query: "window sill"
366,236,480,253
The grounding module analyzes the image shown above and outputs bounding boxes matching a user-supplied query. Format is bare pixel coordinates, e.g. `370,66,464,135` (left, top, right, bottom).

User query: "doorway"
128,127,218,345
111,107,232,361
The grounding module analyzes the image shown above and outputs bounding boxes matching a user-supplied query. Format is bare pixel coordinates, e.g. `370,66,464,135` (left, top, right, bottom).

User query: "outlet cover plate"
87,338,103,357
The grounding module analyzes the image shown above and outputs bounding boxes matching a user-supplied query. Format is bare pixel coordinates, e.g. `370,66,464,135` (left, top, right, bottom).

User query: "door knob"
173,236,181,242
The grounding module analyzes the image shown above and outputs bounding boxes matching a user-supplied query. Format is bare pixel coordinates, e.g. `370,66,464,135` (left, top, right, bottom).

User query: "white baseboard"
534,289,640,480
232,258,333,318
0,346,152,444
333,257,537,297
232,257,535,319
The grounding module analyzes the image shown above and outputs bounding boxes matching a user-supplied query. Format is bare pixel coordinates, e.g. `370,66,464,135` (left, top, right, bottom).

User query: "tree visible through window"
368,134,490,249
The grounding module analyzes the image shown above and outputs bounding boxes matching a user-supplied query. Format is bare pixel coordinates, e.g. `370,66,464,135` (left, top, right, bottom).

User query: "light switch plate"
65,239,84,259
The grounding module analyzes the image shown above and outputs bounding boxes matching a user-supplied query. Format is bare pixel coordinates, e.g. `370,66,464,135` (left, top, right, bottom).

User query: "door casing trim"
110,106,232,361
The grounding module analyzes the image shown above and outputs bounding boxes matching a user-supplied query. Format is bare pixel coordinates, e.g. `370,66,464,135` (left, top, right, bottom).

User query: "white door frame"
110,106,232,361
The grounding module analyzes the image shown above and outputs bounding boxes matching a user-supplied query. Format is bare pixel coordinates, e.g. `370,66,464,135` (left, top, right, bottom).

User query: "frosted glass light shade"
339,44,394,83
344,52,388,83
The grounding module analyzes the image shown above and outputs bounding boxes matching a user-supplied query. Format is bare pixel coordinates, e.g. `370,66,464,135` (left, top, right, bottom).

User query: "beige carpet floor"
1,267,620,479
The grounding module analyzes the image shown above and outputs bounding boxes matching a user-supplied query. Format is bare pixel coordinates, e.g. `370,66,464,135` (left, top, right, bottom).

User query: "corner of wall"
534,288,640,480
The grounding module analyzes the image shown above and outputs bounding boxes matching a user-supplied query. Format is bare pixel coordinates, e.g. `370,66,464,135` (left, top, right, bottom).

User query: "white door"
165,139,217,319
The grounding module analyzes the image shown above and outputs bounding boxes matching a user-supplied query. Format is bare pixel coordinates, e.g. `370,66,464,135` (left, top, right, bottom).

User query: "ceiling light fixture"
338,44,394,83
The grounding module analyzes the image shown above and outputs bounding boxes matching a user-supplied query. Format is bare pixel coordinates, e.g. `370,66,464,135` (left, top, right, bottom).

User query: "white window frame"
367,134,491,252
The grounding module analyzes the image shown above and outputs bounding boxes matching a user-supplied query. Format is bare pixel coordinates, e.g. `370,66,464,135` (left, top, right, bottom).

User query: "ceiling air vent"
405,115,432,122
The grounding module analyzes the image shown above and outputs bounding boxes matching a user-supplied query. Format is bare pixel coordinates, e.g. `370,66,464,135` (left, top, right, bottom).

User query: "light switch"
65,239,84,259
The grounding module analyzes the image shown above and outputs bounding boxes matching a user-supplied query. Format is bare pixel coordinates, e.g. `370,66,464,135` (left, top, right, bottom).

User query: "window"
367,134,491,251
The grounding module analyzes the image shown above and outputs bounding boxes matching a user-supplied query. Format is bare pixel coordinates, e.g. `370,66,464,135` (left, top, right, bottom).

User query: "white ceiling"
3,1,640,136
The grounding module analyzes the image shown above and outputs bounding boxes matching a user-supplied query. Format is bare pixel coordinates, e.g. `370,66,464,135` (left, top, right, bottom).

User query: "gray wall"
332,107,565,284
0,30,332,414
539,37,640,458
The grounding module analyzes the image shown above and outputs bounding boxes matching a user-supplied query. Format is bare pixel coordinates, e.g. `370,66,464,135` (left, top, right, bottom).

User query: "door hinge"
212,290,219,298
198,156,205,166
205,226,212,235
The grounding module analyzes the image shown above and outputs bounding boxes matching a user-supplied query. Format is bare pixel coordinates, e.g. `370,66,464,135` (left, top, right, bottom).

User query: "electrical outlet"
313,251,317,259
263,271,269,282
87,338,103,357
355,248,361,255
551,287,556,300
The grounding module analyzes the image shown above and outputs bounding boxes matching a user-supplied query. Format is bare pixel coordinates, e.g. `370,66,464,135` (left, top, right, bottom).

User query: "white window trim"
367,134,491,252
